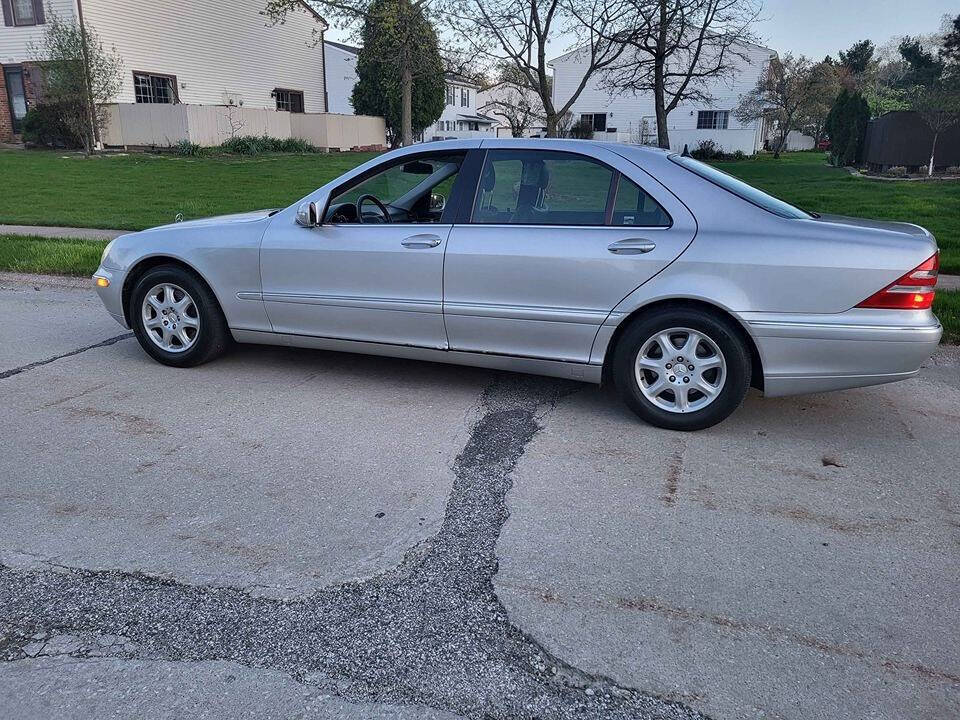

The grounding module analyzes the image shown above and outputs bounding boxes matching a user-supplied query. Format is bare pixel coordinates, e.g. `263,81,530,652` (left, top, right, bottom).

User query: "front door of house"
4,67,27,134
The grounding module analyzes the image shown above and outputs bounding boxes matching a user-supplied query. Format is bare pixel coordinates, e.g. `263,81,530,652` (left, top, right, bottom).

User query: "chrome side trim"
260,292,442,314
443,301,609,324
230,329,603,383
237,291,262,301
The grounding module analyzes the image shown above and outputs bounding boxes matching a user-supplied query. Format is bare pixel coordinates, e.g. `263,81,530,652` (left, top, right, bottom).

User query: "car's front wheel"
129,265,230,367
612,308,751,431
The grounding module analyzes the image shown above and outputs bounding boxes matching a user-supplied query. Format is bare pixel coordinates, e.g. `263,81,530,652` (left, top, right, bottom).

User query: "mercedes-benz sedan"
94,139,942,430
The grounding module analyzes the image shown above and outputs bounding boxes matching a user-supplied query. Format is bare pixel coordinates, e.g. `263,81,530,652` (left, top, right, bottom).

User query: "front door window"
4,68,27,134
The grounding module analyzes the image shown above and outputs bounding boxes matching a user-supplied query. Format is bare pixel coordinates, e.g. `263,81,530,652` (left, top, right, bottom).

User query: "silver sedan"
94,139,942,430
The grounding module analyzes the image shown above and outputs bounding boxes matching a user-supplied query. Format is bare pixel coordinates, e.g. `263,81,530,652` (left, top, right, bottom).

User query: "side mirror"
296,201,321,227
429,192,445,211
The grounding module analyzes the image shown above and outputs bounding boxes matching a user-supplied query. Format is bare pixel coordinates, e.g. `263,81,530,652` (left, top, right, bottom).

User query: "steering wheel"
356,194,391,224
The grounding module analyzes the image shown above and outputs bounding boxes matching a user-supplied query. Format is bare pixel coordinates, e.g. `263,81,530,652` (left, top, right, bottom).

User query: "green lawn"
0,233,107,275
713,152,960,273
0,149,379,231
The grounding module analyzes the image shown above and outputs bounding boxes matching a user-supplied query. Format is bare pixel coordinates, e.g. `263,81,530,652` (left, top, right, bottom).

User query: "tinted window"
613,176,671,227
472,150,613,225
670,154,810,219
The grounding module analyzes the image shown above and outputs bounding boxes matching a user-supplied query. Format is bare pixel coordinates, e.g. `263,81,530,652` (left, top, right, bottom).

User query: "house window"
4,0,43,26
580,113,607,132
133,72,177,104
697,110,729,130
3,67,27,133
274,88,304,113
445,85,455,106
460,87,469,107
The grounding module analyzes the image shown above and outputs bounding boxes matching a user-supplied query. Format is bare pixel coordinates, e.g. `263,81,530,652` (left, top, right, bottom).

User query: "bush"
731,149,747,161
21,103,82,149
825,89,870,167
568,119,594,140
217,135,321,155
883,165,908,178
174,140,205,157
691,139,724,161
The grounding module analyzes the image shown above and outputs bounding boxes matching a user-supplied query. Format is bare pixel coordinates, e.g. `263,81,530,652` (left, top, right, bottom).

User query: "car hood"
813,213,933,240
140,209,279,233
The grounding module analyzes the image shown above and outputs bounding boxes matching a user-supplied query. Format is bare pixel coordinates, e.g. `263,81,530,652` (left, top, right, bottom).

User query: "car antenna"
681,143,690,157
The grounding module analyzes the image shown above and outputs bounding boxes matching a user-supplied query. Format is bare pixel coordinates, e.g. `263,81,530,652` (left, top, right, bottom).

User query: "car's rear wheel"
129,265,230,367
612,308,751,431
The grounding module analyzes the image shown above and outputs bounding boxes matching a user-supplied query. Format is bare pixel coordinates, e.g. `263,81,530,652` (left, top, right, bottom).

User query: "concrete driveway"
1,272,958,720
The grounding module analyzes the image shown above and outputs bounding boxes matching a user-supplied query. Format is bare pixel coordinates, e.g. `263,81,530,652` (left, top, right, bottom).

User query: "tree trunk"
77,0,101,151
928,131,938,176
654,0,670,150
546,113,558,138
400,64,413,147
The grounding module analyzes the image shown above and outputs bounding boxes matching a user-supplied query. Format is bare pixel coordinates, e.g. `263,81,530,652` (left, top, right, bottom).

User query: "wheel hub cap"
141,283,200,353
634,327,726,414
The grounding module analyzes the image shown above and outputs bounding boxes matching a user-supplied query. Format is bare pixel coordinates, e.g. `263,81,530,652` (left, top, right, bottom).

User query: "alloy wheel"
141,283,200,353
634,327,726,414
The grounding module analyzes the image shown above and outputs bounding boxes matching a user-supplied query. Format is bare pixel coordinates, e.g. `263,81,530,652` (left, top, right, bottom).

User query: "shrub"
21,103,82,149
825,89,870,167
217,135,321,155
691,139,724,161
883,165,908,178
568,119,594,140
731,150,747,161
174,140,205,157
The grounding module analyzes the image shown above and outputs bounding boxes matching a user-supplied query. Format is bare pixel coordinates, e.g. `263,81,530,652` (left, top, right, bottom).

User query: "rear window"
669,154,810,219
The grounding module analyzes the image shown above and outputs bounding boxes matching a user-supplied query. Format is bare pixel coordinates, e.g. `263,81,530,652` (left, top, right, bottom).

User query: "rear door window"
612,175,672,227
472,150,613,226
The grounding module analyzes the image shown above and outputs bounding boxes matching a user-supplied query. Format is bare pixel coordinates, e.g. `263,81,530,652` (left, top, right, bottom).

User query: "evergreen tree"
825,90,870,166
350,0,444,146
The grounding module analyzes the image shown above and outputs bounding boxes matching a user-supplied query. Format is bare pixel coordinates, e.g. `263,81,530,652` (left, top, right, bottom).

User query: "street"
1,271,958,719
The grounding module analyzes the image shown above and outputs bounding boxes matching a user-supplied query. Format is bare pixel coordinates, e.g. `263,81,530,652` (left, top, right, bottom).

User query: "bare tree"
480,77,545,137
735,54,825,158
912,85,960,175
29,12,121,154
264,0,435,146
595,0,760,149
440,0,626,136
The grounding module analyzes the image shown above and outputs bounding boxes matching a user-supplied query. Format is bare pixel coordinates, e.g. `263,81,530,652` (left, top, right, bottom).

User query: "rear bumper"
744,309,942,397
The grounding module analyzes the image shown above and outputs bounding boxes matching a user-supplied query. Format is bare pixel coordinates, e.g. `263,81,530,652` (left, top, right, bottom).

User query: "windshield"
669,155,811,219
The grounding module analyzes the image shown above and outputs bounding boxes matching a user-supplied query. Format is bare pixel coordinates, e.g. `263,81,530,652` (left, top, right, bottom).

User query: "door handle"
608,238,656,254
401,234,443,249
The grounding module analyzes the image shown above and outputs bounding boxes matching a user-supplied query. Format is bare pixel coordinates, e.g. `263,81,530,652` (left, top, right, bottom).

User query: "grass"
935,290,960,344
714,152,960,273
0,149,379,231
0,234,107,275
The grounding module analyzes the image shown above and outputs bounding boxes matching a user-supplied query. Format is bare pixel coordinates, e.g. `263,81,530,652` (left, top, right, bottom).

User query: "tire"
612,307,751,431
128,264,230,368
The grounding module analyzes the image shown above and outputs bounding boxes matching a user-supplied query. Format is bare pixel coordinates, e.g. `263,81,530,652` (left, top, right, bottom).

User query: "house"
477,81,547,138
0,0,335,143
422,74,496,141
323,39,358,115
548,41,776,154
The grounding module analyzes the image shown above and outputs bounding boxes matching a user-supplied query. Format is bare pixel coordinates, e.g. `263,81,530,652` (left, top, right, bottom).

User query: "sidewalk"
0,224,127,241
1,223,958,290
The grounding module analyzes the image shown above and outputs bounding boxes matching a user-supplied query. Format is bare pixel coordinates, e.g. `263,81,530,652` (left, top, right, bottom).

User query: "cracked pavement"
1,273,959,719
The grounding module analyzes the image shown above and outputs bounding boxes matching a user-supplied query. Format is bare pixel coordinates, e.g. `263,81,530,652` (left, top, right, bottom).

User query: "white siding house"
423,74,496,141
549,42,775,154
477,81,547,138
1,0,332,142
323,40,358,114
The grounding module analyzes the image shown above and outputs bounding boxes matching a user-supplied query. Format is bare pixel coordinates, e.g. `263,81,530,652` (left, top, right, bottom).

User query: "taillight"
856,253,939,310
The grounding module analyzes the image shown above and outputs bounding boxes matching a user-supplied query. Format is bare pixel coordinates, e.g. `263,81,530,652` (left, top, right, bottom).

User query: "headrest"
520,160,549,189
480,162,496,191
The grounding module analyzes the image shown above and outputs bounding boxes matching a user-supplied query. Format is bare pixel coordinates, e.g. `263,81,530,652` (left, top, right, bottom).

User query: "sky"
753,0,956,59
326,0,958,62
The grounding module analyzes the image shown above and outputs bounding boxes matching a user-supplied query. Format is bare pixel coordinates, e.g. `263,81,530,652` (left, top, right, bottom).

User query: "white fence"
101,103,386,151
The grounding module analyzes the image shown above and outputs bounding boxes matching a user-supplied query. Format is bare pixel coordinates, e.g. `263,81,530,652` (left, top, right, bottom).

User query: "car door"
258,151,467,350
443,145,697,363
